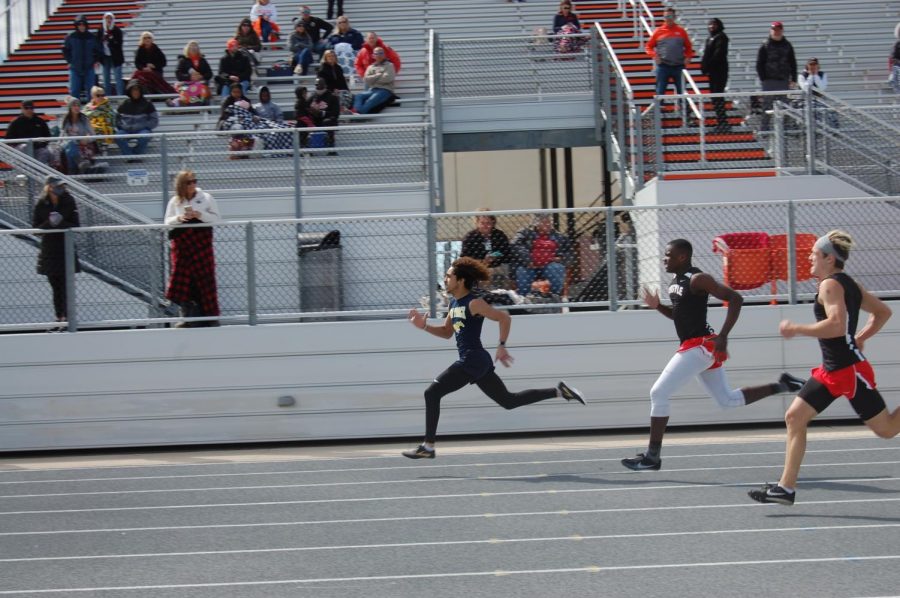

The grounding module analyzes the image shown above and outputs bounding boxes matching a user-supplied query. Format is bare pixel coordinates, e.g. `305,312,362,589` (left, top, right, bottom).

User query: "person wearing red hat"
217,38,252,96
756,21,797,130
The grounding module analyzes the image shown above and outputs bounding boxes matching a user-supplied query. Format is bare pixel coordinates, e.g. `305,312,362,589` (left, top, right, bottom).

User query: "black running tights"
423,366,557,443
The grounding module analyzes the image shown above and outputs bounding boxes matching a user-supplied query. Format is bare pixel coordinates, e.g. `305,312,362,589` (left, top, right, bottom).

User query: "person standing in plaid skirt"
164,170,222,327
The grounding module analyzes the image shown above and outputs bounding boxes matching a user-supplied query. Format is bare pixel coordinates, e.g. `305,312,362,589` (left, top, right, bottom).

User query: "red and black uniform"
670,267,723,368
798,272,885,420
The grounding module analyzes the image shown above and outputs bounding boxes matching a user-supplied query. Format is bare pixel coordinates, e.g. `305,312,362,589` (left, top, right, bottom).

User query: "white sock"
423,442,435,451
775,485,795,494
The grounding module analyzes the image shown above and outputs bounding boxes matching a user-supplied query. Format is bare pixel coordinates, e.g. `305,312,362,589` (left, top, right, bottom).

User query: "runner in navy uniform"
750,230,899,505
403,257,586,459
622,239,804,471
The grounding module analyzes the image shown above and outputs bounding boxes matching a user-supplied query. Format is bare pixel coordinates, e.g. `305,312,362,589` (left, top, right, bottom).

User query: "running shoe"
558,381,586,405
748,482,795,505
621,452,661,471
779,372,806,393
402,444,436,459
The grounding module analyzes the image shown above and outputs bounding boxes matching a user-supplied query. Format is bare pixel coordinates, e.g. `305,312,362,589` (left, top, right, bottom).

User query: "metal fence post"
160,134,169,211
146,229,161,321
653,102,664,179
292,129,302,218
246,221,257,325
803,88,815,175
426,215,438,318
615,82,627,200
600,48,613,167
64,229,77,332
428,30,445,213
606,208,617,311
787,200,797,305
773,106,784,172
590,28,603,144
634,106,644,191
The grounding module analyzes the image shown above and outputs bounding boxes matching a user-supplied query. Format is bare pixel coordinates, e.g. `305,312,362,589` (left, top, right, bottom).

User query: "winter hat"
73,14,88,26
226,39,240,51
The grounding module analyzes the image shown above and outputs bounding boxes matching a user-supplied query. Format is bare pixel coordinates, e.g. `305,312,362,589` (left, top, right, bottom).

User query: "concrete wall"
2,302,897,452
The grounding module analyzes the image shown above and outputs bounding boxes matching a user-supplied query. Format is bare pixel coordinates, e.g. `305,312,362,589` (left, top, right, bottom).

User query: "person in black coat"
175,41,214,86
319,50,348,91
217,39,252,96
97,12,125,95
4,100,53,164
701,18,729,131
460,209,512,288
308,77,339,148
132,31,176,94
32,176,81,323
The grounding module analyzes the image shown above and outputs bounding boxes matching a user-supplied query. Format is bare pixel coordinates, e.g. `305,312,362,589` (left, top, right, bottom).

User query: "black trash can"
297,230,342,315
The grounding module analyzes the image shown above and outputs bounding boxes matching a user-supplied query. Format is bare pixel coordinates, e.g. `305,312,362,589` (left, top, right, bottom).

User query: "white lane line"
0,476,897,516
2,460,898,500
2,446,896,486
1,496,897,538
0,432,880,475
1,555,898,594
2,523,898,563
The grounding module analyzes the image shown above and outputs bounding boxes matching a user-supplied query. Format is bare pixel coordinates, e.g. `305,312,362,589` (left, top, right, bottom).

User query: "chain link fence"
4,200,900,331
439,33,593,99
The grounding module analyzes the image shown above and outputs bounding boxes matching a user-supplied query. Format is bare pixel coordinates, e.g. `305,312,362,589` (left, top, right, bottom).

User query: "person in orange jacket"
645,7,693,111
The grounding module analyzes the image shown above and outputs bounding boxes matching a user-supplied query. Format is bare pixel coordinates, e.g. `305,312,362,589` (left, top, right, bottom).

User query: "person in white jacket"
164,170,222,327
797,57,827,91
250,0,279,42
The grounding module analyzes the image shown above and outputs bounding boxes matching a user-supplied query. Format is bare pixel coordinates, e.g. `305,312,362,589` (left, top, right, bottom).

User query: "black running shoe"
621,453,661,471
779,372,806,393
558,381,586,405
402,444,436,459
748,482,795,505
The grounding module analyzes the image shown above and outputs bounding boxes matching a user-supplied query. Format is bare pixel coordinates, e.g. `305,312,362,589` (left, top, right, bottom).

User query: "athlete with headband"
750,230,900,505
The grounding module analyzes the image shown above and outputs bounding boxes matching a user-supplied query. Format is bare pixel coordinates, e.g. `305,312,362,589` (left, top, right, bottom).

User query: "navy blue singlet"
449,293,494,380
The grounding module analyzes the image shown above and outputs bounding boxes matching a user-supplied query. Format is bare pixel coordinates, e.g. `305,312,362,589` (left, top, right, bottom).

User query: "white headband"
814,235,847,262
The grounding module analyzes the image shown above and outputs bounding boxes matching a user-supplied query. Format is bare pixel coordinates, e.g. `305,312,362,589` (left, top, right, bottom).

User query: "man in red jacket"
645,8,693,113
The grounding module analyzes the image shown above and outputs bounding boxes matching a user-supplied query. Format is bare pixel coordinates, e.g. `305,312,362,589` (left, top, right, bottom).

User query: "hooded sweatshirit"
97,12,125,66
63,16,100,73
116,81,159,132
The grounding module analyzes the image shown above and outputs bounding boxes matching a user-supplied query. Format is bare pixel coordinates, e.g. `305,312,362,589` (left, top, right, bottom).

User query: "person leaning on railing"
32,175,81,327
164,170,222,328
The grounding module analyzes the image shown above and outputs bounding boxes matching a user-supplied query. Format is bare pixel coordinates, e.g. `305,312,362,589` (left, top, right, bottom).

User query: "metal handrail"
593,23,633,100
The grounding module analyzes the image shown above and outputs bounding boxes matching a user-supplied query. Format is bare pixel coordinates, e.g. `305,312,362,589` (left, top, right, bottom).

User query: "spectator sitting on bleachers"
235,17,262,67
172,41,213,106
891,23,900,94
289,20,315,76
217,83,254,128
294,85,315,127
319,50,351,112
511,214,572,296
355,32,401,79
460,208,512,289
309,77,339,149
552,1,580,33
250,0,280,43
352,47,396,114
253,86,284,121
4,100,53,165
298,5,333,58
132,31,176,94
115,80,159,159
83,86,116,141
59,97,102,175
63,15,100,102
97,12,125,96
217,39,253,96
327,16,364,52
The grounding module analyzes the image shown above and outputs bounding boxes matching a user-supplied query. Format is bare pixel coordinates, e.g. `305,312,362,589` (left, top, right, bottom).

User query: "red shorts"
678,335,726,370
810,360,876,400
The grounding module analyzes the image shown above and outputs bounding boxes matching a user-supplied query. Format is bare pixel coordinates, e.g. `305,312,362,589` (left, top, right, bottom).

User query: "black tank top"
669,267,714,342
449,293,492,378
814,272,864,371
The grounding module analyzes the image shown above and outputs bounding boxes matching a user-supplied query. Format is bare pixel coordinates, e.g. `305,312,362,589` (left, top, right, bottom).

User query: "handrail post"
787,200,797,305
246,221,257,325
804,87,815,175
606,207,617,311
428,30,445,213
591,28,603,144
653,100,664,179
426,215,438,318
64,229,77,332
292,128,302,218
634,106,644,190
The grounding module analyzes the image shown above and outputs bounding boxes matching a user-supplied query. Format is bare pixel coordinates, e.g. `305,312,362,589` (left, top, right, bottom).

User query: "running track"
0,426,898,597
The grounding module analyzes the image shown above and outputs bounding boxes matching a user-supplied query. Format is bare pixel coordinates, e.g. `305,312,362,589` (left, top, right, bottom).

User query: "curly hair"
451,256,490,290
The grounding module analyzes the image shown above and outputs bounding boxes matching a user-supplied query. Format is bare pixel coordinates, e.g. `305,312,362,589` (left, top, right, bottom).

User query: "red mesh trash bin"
712,232,771,291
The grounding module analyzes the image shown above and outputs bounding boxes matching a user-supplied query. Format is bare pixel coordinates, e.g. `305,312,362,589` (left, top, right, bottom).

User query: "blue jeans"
62,141,82,170
655,63,684,97
352,88,393,114
218,80,250,96
516,262,565,295
69,68,96,100
115,128,151,155
260,19,273,42
101,58,124,96
294,49,313,75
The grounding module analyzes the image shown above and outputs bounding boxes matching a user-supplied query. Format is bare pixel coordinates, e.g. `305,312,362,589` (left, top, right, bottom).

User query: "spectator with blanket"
132,31,176,94
165,170,222,328
174,41,213,106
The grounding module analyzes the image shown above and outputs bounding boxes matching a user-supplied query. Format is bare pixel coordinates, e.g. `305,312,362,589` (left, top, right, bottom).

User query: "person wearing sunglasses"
553,1,580,34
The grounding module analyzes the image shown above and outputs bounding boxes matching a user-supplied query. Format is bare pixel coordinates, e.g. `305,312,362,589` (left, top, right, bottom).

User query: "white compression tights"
649,347,746,417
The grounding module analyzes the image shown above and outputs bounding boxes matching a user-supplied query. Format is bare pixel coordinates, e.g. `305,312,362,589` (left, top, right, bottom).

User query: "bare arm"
408,308,454,339
855,285,892,350
780,278,846,340
642,285,673,319
469,298,513,367
691,272,742,356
